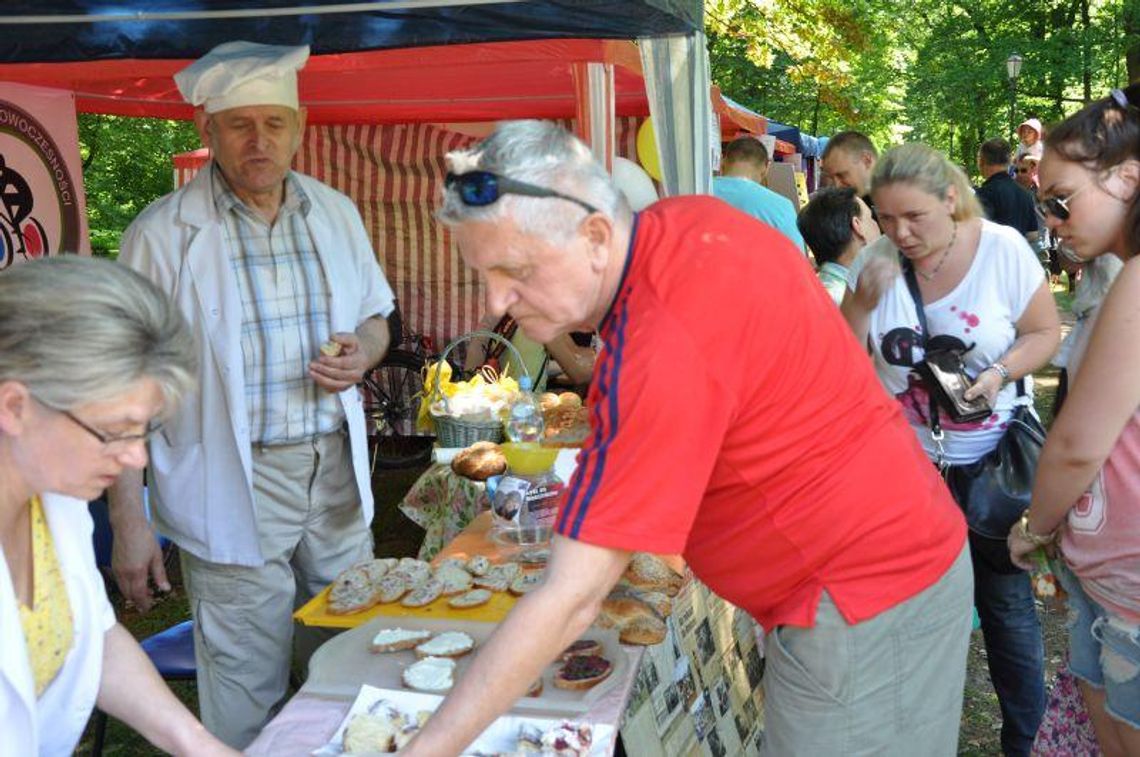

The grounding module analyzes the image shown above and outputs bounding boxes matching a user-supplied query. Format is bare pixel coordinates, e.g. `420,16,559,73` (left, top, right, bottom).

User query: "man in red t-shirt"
405,122,973,756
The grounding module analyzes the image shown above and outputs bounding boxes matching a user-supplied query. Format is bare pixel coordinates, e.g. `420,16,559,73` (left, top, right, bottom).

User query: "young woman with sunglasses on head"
1009,85,1140,756
0,257,237,756
844,143,1061,757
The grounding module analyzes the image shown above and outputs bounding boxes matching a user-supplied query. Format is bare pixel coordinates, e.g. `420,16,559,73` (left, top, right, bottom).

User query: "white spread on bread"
370,628,431,648
403,656,456,692
414,631,474,657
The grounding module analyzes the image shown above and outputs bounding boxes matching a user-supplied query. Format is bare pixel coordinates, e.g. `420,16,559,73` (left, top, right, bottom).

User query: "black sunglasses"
1035,180,1093,221
445,171,598,215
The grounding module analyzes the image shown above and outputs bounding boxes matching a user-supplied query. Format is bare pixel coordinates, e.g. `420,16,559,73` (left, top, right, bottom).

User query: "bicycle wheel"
0,223,13,269
363,349,435,470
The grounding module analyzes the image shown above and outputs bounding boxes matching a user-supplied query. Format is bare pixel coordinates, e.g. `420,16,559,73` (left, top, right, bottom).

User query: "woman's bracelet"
986,361,1011,382
1017,510,1055,547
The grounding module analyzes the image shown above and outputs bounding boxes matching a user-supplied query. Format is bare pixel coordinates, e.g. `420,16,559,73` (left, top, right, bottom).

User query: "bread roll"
557,392,582,409
623,553,684,597
451,441,507,481
617,614,666,645
596,595,667,645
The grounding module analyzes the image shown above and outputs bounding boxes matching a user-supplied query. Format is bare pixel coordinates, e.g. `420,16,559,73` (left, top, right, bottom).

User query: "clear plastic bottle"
504,375,545,443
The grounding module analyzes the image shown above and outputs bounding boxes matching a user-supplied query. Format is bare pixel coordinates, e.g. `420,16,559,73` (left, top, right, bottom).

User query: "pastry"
451,440,507,481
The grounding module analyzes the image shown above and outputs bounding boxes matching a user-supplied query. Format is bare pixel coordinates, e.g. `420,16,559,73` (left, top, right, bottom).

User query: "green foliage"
708,0,1132,175
78,115,199,253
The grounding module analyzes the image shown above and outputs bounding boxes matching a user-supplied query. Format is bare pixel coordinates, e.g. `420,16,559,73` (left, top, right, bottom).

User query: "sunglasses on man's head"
445,171,598,215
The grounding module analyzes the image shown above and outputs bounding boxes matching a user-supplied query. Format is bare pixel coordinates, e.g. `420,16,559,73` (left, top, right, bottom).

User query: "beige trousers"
181,428,373,749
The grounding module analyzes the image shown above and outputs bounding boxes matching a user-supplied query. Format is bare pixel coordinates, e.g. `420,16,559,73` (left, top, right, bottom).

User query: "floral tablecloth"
397,463,487,560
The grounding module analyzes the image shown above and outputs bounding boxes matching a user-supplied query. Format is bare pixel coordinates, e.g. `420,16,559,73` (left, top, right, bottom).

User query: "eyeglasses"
1035,180,1094,221
1016,168,1031,175
445,170,599,215
34,396,163,450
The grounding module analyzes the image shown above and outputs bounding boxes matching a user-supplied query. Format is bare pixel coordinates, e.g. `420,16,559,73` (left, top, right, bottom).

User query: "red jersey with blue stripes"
556,196,966,629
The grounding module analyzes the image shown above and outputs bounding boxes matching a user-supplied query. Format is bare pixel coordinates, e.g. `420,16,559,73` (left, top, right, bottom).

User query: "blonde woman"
0,257,236,756
844,143,1061,756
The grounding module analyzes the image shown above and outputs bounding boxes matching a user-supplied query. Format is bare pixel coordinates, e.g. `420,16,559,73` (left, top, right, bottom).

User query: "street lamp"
1007,53,1023,139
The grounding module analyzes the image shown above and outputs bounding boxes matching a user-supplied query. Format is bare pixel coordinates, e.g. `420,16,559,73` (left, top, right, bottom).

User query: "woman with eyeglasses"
1008,86,1140,755
0,257,237,756
844,143,1061,757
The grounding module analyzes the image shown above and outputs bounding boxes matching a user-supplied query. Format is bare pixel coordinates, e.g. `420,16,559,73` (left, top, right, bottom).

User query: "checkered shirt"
212,165,343,444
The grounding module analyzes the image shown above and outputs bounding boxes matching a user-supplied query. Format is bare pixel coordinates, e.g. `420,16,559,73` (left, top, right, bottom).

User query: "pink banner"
0,82,89,266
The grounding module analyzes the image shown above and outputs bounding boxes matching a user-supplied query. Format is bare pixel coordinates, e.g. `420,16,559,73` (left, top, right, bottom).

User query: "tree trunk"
1081,0,1092,101
1126,0,1140,83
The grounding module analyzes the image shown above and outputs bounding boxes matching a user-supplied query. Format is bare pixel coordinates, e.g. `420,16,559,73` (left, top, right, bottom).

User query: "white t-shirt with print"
848,220,1044,464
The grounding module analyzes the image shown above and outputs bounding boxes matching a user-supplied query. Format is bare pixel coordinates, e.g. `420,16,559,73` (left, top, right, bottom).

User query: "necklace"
916,220,958,282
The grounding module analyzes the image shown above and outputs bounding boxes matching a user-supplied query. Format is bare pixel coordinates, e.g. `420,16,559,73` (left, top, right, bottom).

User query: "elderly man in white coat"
108,41,394,748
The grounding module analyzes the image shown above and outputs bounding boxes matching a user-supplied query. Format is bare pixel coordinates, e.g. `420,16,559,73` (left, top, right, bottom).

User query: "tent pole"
571,62,615,173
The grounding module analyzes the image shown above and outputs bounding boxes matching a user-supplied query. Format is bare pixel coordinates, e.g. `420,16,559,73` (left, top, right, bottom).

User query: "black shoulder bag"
903,261,1046,573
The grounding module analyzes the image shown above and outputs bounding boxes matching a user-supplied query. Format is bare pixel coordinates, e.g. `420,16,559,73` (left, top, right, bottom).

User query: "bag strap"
902,257,1029,465
901,260,947,465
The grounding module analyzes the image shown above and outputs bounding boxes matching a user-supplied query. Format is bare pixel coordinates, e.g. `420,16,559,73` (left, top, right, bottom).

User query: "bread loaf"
451,441,507,481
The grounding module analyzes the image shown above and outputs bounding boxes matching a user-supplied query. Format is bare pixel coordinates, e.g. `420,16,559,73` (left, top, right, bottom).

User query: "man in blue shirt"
713,137,806,253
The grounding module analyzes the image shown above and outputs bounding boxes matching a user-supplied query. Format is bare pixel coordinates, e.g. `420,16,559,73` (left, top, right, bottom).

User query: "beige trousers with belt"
181,428,373,749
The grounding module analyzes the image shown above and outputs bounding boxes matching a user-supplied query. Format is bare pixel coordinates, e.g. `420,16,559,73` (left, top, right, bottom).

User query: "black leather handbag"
903,261,1045,573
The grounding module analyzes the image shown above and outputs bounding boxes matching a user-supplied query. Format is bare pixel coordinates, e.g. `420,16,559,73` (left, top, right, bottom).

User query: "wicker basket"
429,330,530,448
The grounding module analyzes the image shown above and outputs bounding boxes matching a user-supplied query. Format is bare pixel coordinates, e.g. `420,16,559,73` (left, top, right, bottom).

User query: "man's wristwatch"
987,361,1011,382
1017,510,1055,547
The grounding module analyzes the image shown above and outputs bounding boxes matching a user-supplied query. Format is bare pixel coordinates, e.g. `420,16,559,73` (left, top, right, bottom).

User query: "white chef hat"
174,41,310,113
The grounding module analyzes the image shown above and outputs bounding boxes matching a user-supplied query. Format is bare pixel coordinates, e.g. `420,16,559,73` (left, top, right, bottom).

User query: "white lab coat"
119,166,394,565
0,494,116,756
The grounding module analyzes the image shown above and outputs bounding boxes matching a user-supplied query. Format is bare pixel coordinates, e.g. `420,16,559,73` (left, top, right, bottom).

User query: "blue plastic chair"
87,497,197,756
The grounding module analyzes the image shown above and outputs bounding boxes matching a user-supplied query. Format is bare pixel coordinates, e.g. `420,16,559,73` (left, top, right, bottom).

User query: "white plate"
312,684,613,756
302,616,625,715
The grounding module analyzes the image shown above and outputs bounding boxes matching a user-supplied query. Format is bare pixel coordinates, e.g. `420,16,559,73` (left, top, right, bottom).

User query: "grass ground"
77,278,1079,755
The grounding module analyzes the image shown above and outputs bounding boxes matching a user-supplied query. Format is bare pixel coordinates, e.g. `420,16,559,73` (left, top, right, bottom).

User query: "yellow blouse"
17,496,74,697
